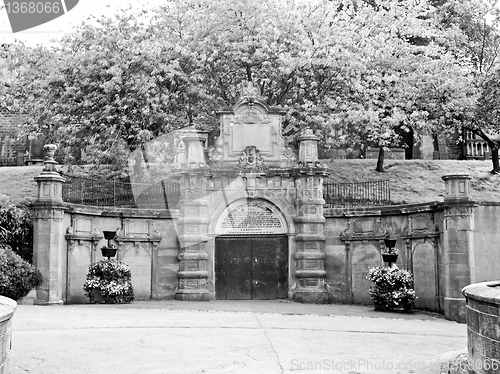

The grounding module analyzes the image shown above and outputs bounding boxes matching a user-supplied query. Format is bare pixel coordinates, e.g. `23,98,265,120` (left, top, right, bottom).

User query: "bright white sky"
0,0,162,46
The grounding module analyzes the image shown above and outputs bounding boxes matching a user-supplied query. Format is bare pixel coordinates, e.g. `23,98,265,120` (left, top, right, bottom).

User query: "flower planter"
382,253,398,263
374,302,412,313
83,259,134,304
90,288,106,303
101,247,117,258
90,288,126,304
367,266,416,314
384,238,397,249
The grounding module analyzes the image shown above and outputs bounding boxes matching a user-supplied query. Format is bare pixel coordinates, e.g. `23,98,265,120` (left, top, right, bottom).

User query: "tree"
4,0,482,173
7,11,217,170
432,0,500,173
319,0,475,171
475,68,500,173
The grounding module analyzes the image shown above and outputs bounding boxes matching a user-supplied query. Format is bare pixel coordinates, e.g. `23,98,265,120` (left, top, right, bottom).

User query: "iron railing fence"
61,173,390,209
323,179,391,208
60,172,180,209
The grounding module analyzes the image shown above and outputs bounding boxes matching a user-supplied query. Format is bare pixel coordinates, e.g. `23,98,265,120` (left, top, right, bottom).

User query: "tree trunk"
492,147,500,174
470,127,500,174
246,65,252,82
376,146,385,172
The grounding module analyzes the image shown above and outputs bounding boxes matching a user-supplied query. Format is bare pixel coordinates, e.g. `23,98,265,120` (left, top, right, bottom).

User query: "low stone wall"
463,281,500,374
0,296,16,374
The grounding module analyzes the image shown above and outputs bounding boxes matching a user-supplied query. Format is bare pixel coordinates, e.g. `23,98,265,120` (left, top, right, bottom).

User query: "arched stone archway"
212,199,291,300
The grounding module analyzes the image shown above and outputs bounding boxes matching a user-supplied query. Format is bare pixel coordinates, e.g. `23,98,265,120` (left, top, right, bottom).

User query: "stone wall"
324,203,442,312
0,296,16,374
29,145,484,323
48,201,451,309
0,112,25,166
463,281,500,374
64,205,179,303
473,204,500,283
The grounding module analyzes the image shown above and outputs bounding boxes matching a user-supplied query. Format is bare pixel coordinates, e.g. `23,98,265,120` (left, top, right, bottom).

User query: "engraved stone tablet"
219,202,285,235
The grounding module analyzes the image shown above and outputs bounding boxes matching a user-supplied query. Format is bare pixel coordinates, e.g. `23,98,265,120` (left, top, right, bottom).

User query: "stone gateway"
30,82,496,323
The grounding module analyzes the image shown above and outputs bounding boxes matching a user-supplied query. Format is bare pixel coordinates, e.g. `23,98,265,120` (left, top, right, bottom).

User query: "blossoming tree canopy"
4,0,494,172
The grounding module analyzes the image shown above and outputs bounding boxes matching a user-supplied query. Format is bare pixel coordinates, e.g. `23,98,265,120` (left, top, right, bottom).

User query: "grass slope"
0,166,41,203
324,159,500,204
0,160,499,204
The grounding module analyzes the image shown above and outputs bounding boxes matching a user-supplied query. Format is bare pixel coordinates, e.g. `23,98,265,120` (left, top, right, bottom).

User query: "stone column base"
444,297,466,323
175,290,213,301
293,288,329,304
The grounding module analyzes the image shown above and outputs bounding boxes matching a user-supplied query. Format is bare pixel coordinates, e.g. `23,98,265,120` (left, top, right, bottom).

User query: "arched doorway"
215,236,288,300
213,201,289,300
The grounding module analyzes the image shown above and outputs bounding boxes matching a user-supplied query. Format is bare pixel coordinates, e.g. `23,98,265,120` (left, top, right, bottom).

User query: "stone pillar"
441,174,475,322
293,129,329,304
175,167,211,301
181,127,207,168
297,128,319,163
31,144,67,304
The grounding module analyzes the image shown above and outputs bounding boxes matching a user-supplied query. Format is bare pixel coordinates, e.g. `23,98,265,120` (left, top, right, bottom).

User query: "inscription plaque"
220,202,285,235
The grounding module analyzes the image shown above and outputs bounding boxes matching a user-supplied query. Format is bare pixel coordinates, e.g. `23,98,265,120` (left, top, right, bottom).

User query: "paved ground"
9,300,467,374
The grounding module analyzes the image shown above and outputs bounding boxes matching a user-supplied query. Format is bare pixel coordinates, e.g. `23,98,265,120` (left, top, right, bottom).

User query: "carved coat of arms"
237,146,267,171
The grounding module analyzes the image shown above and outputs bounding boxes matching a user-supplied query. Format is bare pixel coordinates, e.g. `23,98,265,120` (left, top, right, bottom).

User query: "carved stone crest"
236,146,267,171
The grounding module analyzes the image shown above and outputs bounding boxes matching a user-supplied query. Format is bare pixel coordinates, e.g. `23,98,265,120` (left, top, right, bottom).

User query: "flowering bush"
83,259,134,303
0,245,42,300
0,200,33,262
366,266,416,310
383,247,399,255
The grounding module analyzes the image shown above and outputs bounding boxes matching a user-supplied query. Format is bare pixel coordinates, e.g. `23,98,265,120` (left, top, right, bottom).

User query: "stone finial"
239,81,261,99
297,127,319,163
42,144,59,173
442,174,472,202
34,144,65,203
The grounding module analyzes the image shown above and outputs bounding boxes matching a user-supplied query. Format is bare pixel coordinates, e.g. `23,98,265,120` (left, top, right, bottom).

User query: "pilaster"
31,145,67,305
175,167,212,301
293,129,329,303
441,174,476,323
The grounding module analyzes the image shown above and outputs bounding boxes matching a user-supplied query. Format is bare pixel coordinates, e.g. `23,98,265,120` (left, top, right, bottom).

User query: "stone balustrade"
466,139,490,159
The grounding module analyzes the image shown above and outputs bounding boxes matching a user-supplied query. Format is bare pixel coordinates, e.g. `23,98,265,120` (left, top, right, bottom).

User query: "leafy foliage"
2,0,494,173
0,199,34,262
83,259,134,303
433,0,500,172
366,266,416,310
0,245,42,300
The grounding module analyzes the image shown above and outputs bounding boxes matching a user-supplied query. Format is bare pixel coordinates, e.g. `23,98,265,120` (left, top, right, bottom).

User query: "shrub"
83,259,134,303
0,199,34,263
0,245,43,300
366,266,416,310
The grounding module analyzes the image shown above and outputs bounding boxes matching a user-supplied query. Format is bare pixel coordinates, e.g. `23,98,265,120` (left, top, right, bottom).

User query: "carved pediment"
115,219,162,246
210,81,288,166
340,218,387,241
403,214,439,238
65,216,102,244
